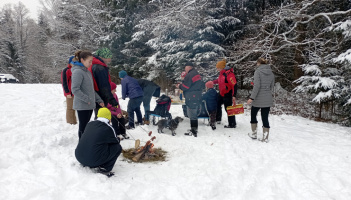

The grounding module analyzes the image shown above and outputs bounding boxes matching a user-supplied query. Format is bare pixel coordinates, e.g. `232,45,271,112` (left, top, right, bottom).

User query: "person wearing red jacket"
178,62,204,137
88,47,119,119
212,59,238,128
61,56,77,125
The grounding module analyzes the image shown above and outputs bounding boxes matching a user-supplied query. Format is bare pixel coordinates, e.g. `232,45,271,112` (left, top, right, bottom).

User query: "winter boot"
185,120,198,137
97,167,115,178
261,127,270,142
184,129,193,136
248,123,257,139
121,133,130,139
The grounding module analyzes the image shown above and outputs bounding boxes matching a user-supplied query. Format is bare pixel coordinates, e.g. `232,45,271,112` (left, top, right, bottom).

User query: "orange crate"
227,104,244,116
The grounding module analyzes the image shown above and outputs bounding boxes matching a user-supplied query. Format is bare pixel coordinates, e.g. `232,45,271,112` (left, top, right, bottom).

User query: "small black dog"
157,116,184,136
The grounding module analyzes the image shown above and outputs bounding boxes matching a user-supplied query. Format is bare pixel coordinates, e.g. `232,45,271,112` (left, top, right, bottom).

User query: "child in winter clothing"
107,82,129,139
202,81,218,130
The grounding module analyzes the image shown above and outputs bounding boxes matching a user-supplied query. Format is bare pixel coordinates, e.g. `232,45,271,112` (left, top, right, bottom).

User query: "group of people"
61,48,274,176
178,58,274,142
61,48,160,176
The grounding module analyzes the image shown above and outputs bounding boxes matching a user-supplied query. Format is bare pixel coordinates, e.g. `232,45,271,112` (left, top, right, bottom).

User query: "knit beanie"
68,56,74,64
95,47,113,59
205,81,214,89
216,59,226,70
184,61,194,67
110,82,117,91
181,71,187,78
97,107,111,121
119,70,127,78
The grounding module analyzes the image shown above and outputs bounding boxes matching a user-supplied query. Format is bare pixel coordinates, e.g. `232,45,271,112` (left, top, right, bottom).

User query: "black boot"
191,120,198,137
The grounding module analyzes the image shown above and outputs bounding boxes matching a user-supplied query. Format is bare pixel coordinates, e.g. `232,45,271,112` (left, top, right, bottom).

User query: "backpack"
153,95,172,116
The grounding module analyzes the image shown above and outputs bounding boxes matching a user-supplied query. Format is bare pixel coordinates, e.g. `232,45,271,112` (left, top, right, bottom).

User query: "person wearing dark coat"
137,79,161,125
178,62,204,137
61,56,77,125
119,70,144,129
202,81,218,130
88,47,118,119
247,57,275,142
75,108,122,177
212,59,238,128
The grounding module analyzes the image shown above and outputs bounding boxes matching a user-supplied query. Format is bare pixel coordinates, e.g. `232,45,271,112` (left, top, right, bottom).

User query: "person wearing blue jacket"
137,79,161,125
119,70,144,129
202,81,218,130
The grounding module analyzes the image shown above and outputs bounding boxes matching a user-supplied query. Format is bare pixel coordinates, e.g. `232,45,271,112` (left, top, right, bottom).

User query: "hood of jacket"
71,64,88,73
257,64,273,75
92,56,107,67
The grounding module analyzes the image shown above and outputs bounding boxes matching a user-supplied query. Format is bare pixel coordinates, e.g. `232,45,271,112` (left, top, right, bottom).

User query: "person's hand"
99,102,105,107
67,94,72,98
117,113,122,118
176,84,180,88
247,99,253,105
117,135,124,141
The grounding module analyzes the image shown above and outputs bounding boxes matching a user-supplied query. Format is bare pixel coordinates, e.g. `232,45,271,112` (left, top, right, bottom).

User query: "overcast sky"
0,0,41,20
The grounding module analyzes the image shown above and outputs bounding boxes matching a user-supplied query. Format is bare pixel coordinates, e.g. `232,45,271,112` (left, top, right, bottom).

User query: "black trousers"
250,106,271,128
216,95,236,126
77,110,93,139
111,115,126,135
100,145,122,172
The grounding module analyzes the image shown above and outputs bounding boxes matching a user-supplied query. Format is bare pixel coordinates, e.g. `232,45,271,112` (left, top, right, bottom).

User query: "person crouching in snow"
75,107,123,177
202,81,218,130
107,82,129,139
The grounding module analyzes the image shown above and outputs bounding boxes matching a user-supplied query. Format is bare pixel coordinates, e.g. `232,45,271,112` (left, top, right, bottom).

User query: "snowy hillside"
1,84,351,200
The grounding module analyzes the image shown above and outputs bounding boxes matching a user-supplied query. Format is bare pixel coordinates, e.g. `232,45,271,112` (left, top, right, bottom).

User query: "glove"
117,135,124,141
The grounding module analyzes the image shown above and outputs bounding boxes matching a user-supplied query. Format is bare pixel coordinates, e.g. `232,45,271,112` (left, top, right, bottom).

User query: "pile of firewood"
122,131,166,162
127,131,166,162
132,137,156,161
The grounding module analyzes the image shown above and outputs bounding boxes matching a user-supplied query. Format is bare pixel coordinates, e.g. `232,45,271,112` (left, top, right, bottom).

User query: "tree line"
1,0,350,126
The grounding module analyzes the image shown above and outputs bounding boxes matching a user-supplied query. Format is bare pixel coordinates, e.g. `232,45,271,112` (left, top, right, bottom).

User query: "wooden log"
132,143,152,162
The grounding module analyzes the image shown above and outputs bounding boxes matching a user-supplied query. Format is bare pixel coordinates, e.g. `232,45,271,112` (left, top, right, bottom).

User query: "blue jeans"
127,96,143,127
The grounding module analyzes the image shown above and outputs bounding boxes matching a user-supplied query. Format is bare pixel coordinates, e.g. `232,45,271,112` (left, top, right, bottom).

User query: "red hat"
181,71,187,78
205,81,214,89
110,82,117,91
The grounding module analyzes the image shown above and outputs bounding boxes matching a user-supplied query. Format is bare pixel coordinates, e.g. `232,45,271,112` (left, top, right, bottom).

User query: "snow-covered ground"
1,84,351,200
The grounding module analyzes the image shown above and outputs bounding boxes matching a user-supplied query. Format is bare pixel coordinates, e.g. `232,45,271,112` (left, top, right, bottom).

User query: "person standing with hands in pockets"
247,57,275,142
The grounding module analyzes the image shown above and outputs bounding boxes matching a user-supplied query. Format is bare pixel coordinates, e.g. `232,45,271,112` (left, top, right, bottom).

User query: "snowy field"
1,84,351,200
